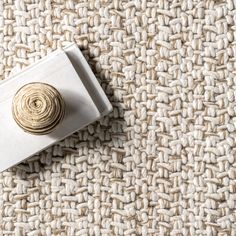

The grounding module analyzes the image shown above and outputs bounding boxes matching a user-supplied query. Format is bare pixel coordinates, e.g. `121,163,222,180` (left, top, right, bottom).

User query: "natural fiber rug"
0,0,236,235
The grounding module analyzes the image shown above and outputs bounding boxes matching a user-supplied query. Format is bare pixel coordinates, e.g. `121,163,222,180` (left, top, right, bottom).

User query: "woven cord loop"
12,82,65,135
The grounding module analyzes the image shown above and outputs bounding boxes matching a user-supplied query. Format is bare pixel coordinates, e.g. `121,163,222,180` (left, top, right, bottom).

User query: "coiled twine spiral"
12,82,65,135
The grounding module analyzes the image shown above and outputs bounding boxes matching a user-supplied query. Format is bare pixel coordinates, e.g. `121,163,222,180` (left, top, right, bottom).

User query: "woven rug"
0,0,236,235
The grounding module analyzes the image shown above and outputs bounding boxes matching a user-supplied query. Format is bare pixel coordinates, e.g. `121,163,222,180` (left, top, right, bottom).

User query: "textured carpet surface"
0,0,236,235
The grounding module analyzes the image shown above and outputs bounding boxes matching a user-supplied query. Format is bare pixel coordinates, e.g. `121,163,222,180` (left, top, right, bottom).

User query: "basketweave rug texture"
0,0,236,235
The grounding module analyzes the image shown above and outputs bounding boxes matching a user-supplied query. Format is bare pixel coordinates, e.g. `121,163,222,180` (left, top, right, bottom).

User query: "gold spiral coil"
12,82,65,135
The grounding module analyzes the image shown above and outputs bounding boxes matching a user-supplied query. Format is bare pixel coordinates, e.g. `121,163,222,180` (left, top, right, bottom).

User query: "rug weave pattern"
0,0,236,235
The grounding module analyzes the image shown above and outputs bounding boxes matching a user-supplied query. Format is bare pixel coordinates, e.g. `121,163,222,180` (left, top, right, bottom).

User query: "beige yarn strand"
12,83,65,135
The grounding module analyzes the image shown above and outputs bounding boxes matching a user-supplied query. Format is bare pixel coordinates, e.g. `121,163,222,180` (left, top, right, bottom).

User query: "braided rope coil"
12,82,65,135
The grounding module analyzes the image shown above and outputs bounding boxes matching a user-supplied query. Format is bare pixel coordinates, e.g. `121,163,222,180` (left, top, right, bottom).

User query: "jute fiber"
12,83,65,135
0,0,236,235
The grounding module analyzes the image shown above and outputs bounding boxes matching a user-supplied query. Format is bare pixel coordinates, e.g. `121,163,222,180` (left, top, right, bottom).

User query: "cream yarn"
1,1,236,235
12,82,65,135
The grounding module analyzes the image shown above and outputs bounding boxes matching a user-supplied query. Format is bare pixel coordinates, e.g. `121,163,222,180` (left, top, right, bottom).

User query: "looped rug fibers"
0,0,236,236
